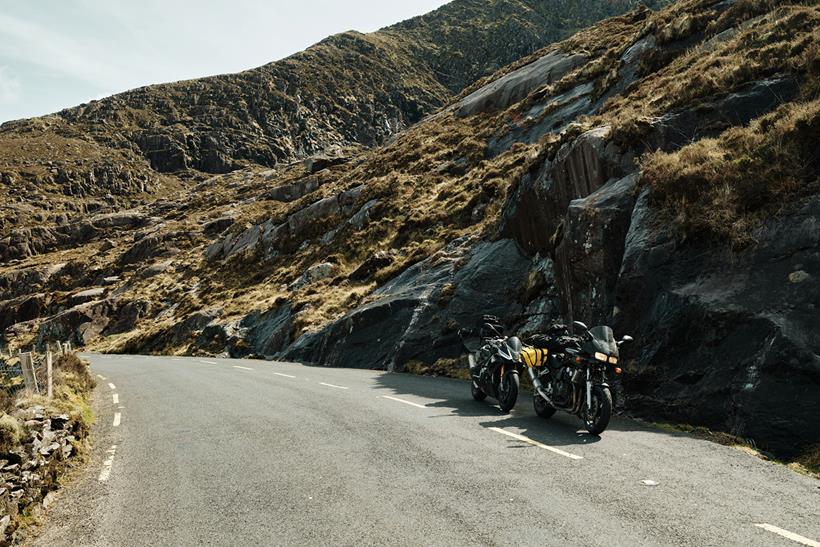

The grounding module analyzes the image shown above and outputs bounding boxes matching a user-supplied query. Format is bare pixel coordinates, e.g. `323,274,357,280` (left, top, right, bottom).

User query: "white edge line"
273,372,296,378
382,395,427,409
319,382,348,390
489,427,583,460
98,444,117,482
233,365,254,371
108,382,116,390
200,360,218,365
754,524,820,547
113,412,121,427
112,393,119,404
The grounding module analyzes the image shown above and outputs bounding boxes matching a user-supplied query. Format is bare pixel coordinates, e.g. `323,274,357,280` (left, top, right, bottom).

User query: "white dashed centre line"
382,395,427,409
98,445,117,481
489,427,583,460
754,524,820,547
96,374,107,380
113,412,121,427
233,365,254,371
274,372,296,378
199,360,218,365
112,393,119,404
108,382,116,390
319,382,348,390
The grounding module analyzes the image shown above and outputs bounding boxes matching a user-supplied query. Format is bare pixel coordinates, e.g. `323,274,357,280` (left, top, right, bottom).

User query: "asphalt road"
31,354,820,546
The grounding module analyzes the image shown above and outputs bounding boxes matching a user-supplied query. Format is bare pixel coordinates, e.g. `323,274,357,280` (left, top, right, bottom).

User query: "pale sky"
0,0,450,123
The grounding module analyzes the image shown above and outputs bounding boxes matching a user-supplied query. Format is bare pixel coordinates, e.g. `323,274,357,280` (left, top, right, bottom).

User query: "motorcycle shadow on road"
374,372,601,447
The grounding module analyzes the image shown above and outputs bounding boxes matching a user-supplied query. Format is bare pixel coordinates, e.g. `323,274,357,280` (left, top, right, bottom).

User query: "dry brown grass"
640,98,820,246
604,4,819,137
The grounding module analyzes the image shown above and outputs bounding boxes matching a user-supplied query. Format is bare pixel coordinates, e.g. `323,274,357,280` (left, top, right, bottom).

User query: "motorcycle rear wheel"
583,386,612,435
471,381,487,401
498,372,519,413
533,392,557,418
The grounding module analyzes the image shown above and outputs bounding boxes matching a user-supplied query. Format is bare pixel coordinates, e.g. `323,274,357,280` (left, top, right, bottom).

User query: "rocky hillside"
0,0,654,245
1,0,818,461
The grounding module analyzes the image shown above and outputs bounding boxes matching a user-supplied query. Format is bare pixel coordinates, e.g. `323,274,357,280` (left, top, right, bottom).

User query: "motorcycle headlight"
608,356,618,364
594,352,608,362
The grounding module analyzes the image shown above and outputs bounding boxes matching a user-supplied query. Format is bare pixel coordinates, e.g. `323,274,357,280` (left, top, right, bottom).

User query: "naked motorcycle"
522,321,632,435
460,315,522,413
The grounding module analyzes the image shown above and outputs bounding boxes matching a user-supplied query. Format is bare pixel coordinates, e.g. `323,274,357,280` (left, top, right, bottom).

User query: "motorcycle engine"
552,366,574,406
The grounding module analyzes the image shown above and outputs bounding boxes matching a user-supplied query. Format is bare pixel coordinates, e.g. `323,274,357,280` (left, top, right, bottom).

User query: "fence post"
46,351,53,398
20,351,39,394
57,341,63,355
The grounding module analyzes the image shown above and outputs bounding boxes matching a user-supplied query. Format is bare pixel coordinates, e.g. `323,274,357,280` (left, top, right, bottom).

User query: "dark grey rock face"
281,238,536,370
499,126,630,255
613,195,820,457
555,173,639,325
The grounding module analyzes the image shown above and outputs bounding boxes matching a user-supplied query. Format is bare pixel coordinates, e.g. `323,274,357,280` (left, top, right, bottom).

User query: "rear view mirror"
573,321,589,332
617,335,633,347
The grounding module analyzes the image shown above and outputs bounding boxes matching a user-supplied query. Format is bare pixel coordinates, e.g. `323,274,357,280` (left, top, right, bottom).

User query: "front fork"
586,368,592,411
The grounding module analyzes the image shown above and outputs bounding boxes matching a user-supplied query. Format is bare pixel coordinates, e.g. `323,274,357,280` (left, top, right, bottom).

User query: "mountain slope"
0,0,656,241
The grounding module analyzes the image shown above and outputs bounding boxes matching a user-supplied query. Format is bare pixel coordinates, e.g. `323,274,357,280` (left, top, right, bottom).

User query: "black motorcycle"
460,315,522,413
523,321,632,435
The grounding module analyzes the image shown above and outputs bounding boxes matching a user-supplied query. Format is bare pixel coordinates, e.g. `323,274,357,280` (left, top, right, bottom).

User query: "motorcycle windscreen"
585,325,618,356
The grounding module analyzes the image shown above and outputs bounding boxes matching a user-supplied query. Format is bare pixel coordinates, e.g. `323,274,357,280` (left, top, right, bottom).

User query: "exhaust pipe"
527,368,555,406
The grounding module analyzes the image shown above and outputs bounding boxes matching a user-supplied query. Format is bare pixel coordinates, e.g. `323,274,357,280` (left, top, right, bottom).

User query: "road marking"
200,360,218,365
113,412,121,427
274,372,296,378
233,365,254,371
97,374,107,380
112,393,119,404
754,524,820,546
98,444,117,481
488,427,583,460
319,382,348,390
108,382,116,390
172,358,183,361
382,395,427,409
641,479,659,486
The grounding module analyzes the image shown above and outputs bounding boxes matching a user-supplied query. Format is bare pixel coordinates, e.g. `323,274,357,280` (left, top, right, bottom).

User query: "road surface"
31,354,820,546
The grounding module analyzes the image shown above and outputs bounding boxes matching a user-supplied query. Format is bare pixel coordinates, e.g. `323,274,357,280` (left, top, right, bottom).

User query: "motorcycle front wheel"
583,385,612,435
471,381,487,401
533,392,556,418
498,371,519,413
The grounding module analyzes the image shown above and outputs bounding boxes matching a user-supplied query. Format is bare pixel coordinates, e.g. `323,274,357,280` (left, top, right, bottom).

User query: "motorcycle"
522,321,632,435
459,315,522,413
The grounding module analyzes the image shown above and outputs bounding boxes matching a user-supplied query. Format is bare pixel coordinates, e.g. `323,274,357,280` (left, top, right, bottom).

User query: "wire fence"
0,356,26,397
0,341,74,400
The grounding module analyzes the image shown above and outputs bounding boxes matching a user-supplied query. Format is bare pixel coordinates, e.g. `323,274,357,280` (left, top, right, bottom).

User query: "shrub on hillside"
0,412,22,452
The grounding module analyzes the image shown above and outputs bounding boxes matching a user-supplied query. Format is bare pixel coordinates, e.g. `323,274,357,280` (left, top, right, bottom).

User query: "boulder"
70,287,106,304
202,216,235,237
349,251,393,281
303,153,350,174
290,262,336,290
106,300,151,334
136,309,223,352
36,300,115,348
266,177,322,202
